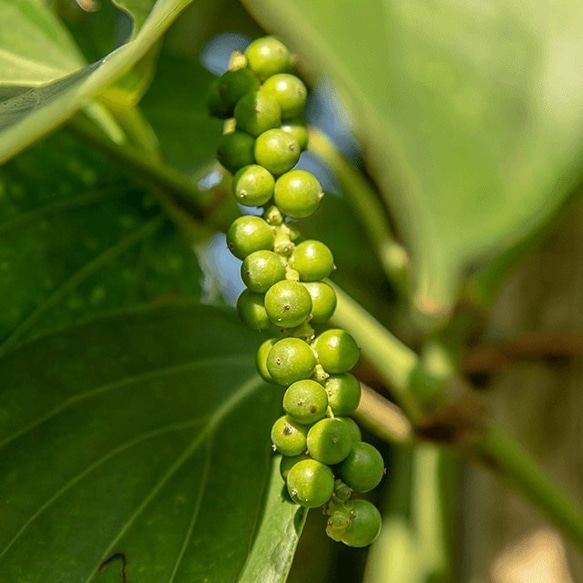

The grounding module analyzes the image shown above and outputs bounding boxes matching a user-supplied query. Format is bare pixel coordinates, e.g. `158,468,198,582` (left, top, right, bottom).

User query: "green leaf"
0,303,302,582
0,129,202,352
0,0,85,92
0,0,198,162
242,1,583,323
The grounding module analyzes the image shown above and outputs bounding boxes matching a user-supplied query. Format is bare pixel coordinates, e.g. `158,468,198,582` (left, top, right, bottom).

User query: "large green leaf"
0,129,202,352
0,0,198,162
0,0,85,92
242,0,583,323
0,304,304,582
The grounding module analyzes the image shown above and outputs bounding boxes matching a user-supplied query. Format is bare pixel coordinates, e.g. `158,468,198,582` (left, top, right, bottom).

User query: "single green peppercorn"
271,415,309,456
236,289,271,331
241,250,286,293
245,36,293,80
264,280,313,328
274,170,324,218
303,282,337,323
286,459,335,508
226,215,274,259
324,373,361,416
232,165,275,207
339,442,385,493
292,240,335,281
217,130,255,174
306,418,353,465
267,337,317,386
283,379,328,424
254,129,300,175
341,500,382,548
261,73,308,120
234,91,281,137
313,329,360,374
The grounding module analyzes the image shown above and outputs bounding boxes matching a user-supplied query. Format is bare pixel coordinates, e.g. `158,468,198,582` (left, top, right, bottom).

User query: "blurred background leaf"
241,0,583,325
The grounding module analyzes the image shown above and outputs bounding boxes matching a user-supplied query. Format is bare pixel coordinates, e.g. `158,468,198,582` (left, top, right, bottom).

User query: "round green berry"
339,442,385,493
256,338,278,383
217,131,255,174
303,282,337,323
286,459,334,508
341,500,382,548
325,373,361,416
306,418,353,465
232,165,275,207
279,452,311,481
206,78,230,119
271,415,308,456
326,508,352,542
234,91,281,137
241,250,286,293
245,36,293,80
274,170,323,218
336,417,362,444
292,240,334,281
254,129,300,175
283,379,328,424
261,74,307,119
281,120,309,151
218,68,260,112
313,329,360,373
236,289,271,331
226,215,274,259
267,337,316,386
264,280,312,328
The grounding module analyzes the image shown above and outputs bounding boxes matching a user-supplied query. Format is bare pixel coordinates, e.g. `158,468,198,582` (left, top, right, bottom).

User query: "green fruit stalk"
207,35,385,548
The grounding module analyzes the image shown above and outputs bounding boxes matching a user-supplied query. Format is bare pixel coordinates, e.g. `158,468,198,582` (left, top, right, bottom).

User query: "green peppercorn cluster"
207,36,384,548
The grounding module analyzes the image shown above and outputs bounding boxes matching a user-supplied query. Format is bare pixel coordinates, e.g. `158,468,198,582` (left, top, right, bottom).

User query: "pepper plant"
1,1,583,582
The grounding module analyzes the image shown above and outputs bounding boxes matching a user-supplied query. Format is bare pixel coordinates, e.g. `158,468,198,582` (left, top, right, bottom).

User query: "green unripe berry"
241,250,286,293
254,129,300,175
236,289,271,331
281,120,309,151
232,165,275,207
234,91,281,137
325,373,361,416
261,74,308,119
245,36,293,80
303,282,337,323
218,68,260,112
341,500,382,548
206,78,230,119
326,509,352,542
256,338,278,384
267,337,316,386
292,240,335,281
279,452,311,481
307,418,353,465
271,415,308,456
286,459,334,508
274,170,324,218
226,215,274,259
217,131,255,174
264,280,313,328
313,329,360,373
339,442,385,493
283,379,328,424
336,417,362,444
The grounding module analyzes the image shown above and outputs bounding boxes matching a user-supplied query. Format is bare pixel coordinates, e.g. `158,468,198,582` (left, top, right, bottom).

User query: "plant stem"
354,384,414,445
331,283,438,419
308,128,410,293
470,426,583,549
